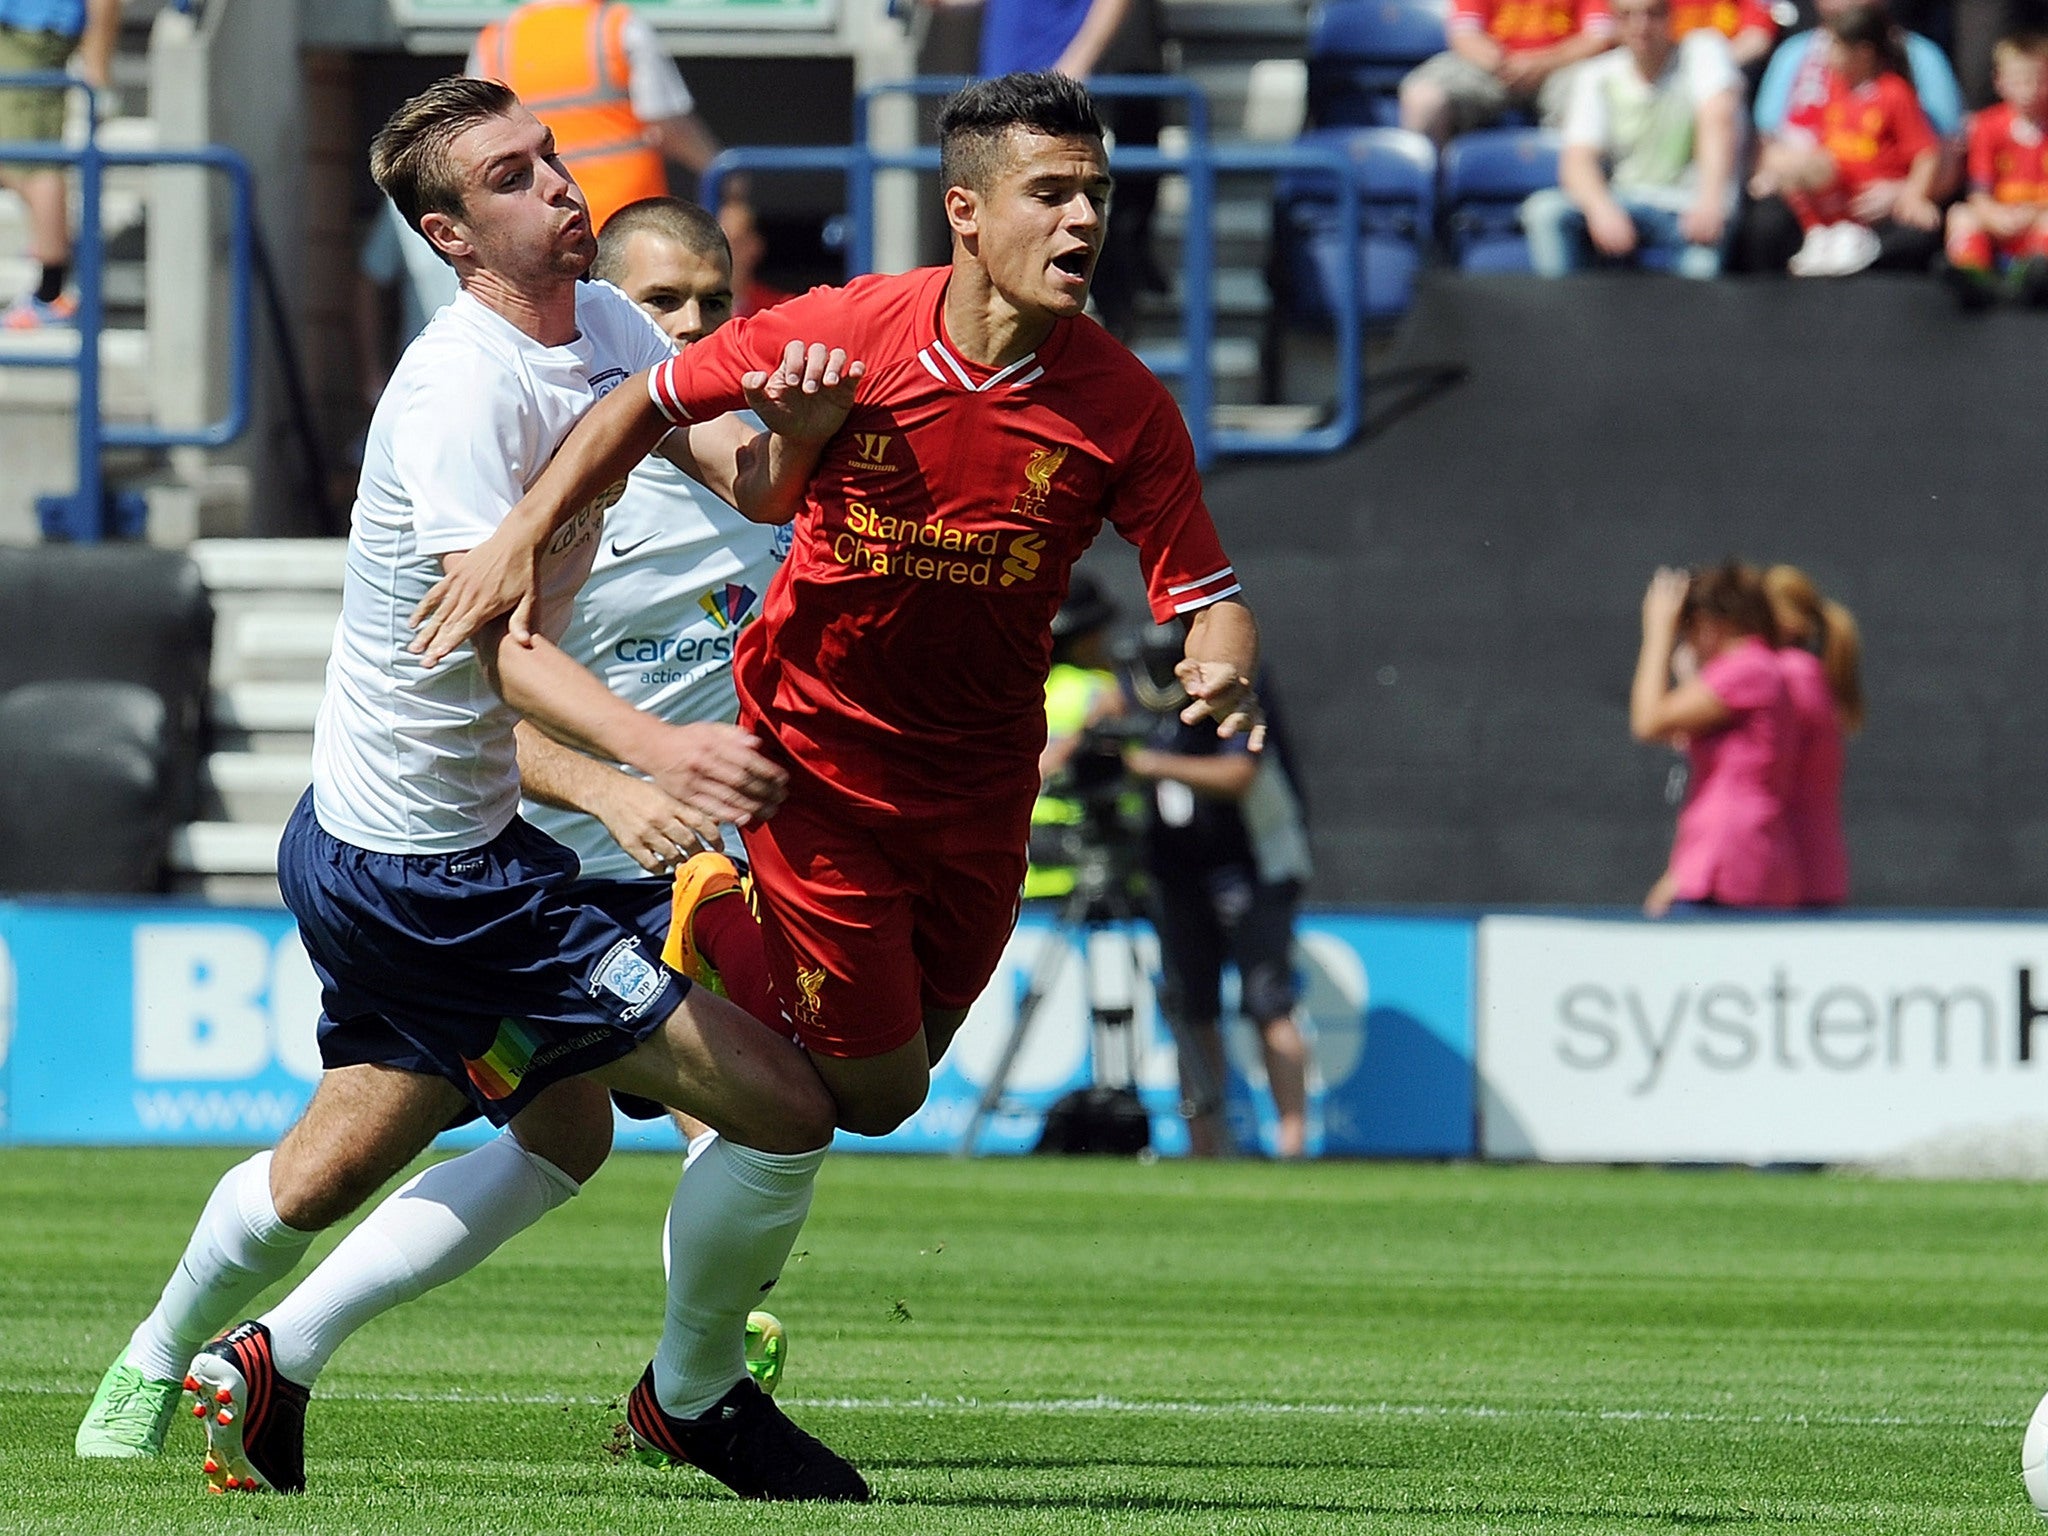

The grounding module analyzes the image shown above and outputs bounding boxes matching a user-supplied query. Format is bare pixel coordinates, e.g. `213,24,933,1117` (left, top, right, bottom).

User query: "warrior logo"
848,433,896,472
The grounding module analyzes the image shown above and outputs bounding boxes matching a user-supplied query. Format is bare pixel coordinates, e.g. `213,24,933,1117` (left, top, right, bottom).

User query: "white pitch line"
5,1381,2027,1431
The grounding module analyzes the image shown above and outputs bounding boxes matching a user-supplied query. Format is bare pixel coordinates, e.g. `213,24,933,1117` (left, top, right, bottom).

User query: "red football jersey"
1449,0,1612,54
1968,102,2048,203
646,266,1240,817
1789,72,1938,187
1667,0,1772,43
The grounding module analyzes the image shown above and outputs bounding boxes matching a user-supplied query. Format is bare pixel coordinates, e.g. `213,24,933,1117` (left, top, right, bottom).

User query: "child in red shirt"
1944,32,2048,303
1750,4,1942,274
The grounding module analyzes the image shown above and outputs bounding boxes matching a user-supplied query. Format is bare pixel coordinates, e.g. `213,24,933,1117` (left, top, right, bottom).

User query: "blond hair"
1765,565,1864,734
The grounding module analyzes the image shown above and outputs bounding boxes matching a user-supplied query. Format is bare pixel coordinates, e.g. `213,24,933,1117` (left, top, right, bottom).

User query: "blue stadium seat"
1276,126,1437,327
1307,0,1449,128
1440,128,1561,273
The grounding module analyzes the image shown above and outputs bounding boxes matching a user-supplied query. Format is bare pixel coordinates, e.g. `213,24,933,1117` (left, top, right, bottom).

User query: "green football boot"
76,1354,183,1458
745,1311,786,1397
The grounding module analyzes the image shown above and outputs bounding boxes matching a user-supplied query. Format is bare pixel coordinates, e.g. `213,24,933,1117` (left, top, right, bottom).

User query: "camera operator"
1124,627,1312,1159
1027,576,1133,902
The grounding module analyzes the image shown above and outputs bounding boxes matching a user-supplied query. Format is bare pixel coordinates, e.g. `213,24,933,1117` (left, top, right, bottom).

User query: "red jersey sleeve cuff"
648,360,692,426
1164,566,1243,616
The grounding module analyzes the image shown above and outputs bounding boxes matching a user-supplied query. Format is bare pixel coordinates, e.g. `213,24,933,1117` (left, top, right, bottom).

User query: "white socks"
262,1132,580,1387
125,1151,315,1382
654,1136,823,1418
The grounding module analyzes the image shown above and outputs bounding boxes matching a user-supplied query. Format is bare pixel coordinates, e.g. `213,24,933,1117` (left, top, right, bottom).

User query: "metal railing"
0,72,253,540
701,76,1364,467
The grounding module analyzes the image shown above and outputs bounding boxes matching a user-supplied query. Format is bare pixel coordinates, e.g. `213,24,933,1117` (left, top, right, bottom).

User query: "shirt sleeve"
1107,389,1241,624
1448,0,1489,35
395,370,536,558
1905,32,1964,137
619,11,694,121
1577,0,1616,39
1967,110,1997,191
1736,0,1777,38
647,283,854,425
1682,31,1740,101
1752,34,1800,132
1561,59,1608,148
1700,643,1779,714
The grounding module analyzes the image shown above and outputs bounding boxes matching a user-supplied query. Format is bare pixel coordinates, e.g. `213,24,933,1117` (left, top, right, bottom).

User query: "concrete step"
211,680,324,734
191,538,347,591
212,606,338,685
0,325,151,414
1133,333,1263,382
201,751,312,824
169,820,282,876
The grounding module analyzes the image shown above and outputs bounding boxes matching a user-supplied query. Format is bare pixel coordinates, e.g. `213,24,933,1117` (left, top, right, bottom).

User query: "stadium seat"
1307,0,1450,128
1274,126,1438,327
0,681,174,893
0,546,212,893
1440,128,1562,273
0,545,213,824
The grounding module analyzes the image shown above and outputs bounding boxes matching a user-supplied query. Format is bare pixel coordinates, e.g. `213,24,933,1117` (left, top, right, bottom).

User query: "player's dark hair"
937,71,1107,194
370,75,521,256
593,197,732,285
1681,561,1778,646
1826,3,1911,79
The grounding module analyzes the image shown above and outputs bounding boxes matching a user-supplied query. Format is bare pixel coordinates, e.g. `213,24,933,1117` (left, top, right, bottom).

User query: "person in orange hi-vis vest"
468,0,741,233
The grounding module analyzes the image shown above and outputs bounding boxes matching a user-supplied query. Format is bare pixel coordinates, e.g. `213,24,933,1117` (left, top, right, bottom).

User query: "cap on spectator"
1051,574,1117,640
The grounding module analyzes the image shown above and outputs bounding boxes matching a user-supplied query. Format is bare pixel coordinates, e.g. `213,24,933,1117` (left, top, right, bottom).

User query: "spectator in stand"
0,0,117,329
1741,0,1961,269
1745,4,1944,274
1944,32,2048,304
1399,0,1617,149
1632,563,1801,917
1753,0,1964,138
1669,0,1778,71
1763,565,1862,908
467,0,742,233
1522,0,1743,277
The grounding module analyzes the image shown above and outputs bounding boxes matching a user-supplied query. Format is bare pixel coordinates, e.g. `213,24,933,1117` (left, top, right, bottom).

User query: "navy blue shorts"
278,791,688,1127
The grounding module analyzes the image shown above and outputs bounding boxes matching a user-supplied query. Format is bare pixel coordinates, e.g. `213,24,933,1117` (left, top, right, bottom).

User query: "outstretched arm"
409,340,857,664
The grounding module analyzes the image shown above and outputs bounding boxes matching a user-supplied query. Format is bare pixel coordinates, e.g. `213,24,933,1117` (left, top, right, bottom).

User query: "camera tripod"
955,828,1153,1157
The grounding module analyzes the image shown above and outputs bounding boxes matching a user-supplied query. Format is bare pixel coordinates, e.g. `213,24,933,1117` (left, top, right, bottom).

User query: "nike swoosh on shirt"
609,533,660,559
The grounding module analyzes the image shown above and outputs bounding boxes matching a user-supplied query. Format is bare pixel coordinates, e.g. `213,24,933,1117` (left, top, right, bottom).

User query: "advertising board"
1480,915,2048,1162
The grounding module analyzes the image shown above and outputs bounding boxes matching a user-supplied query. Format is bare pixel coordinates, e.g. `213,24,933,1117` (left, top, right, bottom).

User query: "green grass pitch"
2,1148,2044,1533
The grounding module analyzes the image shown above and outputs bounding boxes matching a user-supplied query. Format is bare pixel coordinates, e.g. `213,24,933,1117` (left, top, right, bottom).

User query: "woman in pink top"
1764,565,1864,907
1631,562,1801,916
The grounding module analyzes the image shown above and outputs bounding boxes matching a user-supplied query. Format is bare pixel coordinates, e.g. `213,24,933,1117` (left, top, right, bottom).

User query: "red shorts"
738,783,1032,1059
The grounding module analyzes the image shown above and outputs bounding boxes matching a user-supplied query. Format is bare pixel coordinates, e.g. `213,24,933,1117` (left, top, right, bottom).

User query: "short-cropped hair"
937,71,1107,195
593,197,731,285
1994,30,2048,64
371,76,521,243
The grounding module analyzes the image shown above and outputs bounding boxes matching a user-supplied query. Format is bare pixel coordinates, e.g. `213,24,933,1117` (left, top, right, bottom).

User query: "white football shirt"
521,443,788,881
312,281,675,855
